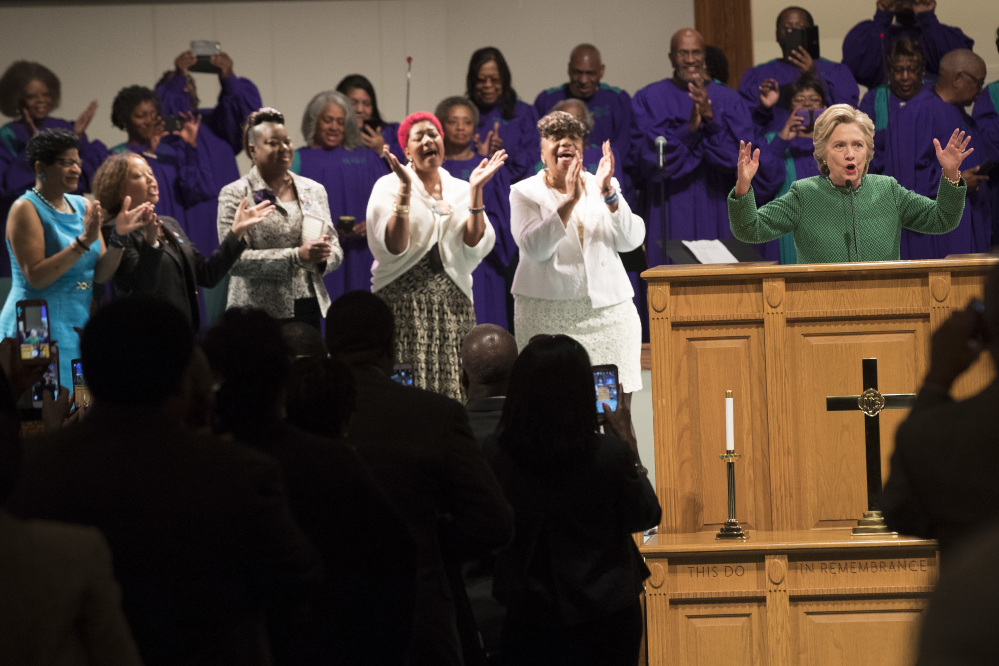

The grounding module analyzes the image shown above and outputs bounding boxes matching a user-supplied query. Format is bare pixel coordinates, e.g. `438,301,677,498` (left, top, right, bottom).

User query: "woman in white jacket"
510,110,645,402
367,111,506,399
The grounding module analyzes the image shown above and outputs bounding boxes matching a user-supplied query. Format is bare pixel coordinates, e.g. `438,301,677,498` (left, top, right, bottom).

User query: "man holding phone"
738,6,859,125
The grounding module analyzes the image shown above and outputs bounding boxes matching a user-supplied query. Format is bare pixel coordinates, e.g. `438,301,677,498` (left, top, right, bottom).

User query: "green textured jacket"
728,174,966,263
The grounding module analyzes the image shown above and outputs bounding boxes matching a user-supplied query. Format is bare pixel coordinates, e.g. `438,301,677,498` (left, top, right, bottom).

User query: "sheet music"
301,214,324,242
682,239,739,264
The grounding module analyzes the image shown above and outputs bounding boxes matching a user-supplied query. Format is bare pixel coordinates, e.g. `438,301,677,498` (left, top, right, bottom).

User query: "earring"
38,172,45,182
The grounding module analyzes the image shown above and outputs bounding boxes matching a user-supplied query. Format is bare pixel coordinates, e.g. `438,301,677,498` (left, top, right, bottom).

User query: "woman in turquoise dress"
0,128,150,386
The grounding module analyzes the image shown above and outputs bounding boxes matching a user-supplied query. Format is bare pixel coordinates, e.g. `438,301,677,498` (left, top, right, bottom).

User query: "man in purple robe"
739,6,859,124
879,49,991,258
842,0,973,89
630,28,752,268
533,44,632,171
970,28,999,247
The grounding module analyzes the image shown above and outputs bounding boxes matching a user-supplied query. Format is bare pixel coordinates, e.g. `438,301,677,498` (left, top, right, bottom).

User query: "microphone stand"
405,57,412,116
847,179,859,261
656,137,669,265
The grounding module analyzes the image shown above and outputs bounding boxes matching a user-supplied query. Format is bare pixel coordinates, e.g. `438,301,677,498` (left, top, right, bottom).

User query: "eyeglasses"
54,158,83,168
958,71,986,91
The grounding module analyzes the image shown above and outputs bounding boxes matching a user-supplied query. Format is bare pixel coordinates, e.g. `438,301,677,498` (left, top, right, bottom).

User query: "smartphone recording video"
31,360,59,408
391,362,414,386
593,364,619,415
72,358,91,411
16,299,51,364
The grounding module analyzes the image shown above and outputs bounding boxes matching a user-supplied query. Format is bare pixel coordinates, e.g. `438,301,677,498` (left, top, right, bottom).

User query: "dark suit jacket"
346,364,514,666
237,419,417,665
7,405,321,666
485,433,661,627
0,510,143,666
105,216,245,330
882,380,999,556
464,396,505,446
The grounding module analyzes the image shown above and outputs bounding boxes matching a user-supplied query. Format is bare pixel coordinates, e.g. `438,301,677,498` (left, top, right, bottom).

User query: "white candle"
725,390,734,452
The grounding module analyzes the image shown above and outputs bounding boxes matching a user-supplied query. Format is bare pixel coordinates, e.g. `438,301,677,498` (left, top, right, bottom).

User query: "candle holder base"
851,510,897,536
716,518,748,539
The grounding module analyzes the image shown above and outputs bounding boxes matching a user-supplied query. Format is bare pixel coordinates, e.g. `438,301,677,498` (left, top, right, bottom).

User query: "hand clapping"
469,149,507,190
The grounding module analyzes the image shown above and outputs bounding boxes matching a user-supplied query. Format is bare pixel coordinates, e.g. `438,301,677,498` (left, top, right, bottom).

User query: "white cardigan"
510,171,644,308
367,165,495,300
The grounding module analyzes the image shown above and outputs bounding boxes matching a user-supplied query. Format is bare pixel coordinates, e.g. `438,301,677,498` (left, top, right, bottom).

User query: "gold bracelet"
392,203,410,216
943,172,961,186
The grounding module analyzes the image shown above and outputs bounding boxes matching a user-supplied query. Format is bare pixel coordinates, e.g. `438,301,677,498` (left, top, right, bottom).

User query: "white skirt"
514,295,643,393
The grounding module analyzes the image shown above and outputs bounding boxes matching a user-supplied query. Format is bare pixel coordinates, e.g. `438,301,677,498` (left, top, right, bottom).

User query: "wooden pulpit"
640,257,997,666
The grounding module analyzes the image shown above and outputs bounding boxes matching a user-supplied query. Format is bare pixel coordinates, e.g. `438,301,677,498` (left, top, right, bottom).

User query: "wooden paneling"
695,0,754,87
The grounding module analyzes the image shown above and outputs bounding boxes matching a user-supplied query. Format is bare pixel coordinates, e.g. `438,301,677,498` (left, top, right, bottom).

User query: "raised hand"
759,79,780,109
176,111,202,147
383,145,411,189
565,154,584,202
876,0,896,12
595,140,615,193
114,196,156,235
231,197,275,239
174,50,197,76
74,101,98,135
149,116,168,153
933,128,973,182
469,149,507,190
475,122,503,156
211,52,234,79
734,140,760,198
787,46,817,75
360,125,386,153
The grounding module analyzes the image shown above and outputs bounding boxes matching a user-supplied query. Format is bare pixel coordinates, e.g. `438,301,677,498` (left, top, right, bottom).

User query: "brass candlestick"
716,452,747,539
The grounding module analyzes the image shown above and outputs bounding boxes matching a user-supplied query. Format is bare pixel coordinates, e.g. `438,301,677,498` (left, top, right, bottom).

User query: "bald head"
670,29,707,85
568,43,605,99
460,324,519,398
935,49,986,106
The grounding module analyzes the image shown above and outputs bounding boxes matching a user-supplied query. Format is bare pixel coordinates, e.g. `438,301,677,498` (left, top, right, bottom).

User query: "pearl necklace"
31,187,68,213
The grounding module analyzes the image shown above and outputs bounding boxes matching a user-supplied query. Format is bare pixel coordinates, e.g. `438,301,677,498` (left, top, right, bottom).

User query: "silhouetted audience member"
461,323,519,444
6,297,321,666
326,290,514,666
281,321,328,360
485,334,661,666
284,355,355,440
914,521,999,665
205,307,417,665
882,264,999,557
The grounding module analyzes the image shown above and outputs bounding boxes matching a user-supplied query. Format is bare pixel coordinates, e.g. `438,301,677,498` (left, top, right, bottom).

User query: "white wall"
0,0,695,155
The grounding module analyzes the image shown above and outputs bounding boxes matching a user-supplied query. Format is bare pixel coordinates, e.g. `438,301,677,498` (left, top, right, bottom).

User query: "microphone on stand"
656,135,667,170
846,179,859,261
405,57,412,115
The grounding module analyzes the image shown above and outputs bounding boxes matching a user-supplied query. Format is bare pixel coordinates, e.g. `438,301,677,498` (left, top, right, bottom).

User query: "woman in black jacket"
487,334,661,665
92,152,273,329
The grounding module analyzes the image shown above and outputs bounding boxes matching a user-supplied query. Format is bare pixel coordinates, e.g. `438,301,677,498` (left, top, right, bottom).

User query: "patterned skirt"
514,295,643,393
376,252,476,401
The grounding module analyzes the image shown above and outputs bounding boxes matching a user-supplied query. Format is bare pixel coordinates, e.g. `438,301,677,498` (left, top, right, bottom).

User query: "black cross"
825,358,917,511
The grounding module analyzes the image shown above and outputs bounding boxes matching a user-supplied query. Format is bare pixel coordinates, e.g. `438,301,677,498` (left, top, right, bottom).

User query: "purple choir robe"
292,145,387,302
442,153,513,328
533,84,633,170
379,122,407,163
841,8,973,89
737,58,859,116
629,78,752,266
156,74,261,254
0,117,108,277
878,91,990,258
857,85,918,175
972,82,999,244
474,100,539,184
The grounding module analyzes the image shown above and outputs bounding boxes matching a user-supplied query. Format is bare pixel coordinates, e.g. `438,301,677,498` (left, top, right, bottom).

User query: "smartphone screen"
72,358,91,411
391,362,414,386
16,299,51,363
31,360,59,408
593,364,619,414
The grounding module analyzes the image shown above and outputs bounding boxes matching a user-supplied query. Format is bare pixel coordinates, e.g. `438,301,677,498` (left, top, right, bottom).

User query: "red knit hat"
397,111,444,152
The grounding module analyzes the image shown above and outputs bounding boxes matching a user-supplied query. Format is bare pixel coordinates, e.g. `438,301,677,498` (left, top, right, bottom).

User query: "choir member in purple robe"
629,28,753,267
155,50,262,256
880,49,990,258
970,28,999,246
466,47,540,184
436,96,514,328
336,74,406,163
738,7,859,120
842,0,973,89
858,37,926,176
532,44,632,170
293,90,387,303
0,61,107,278
752,76,829,262
109,86,214,245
